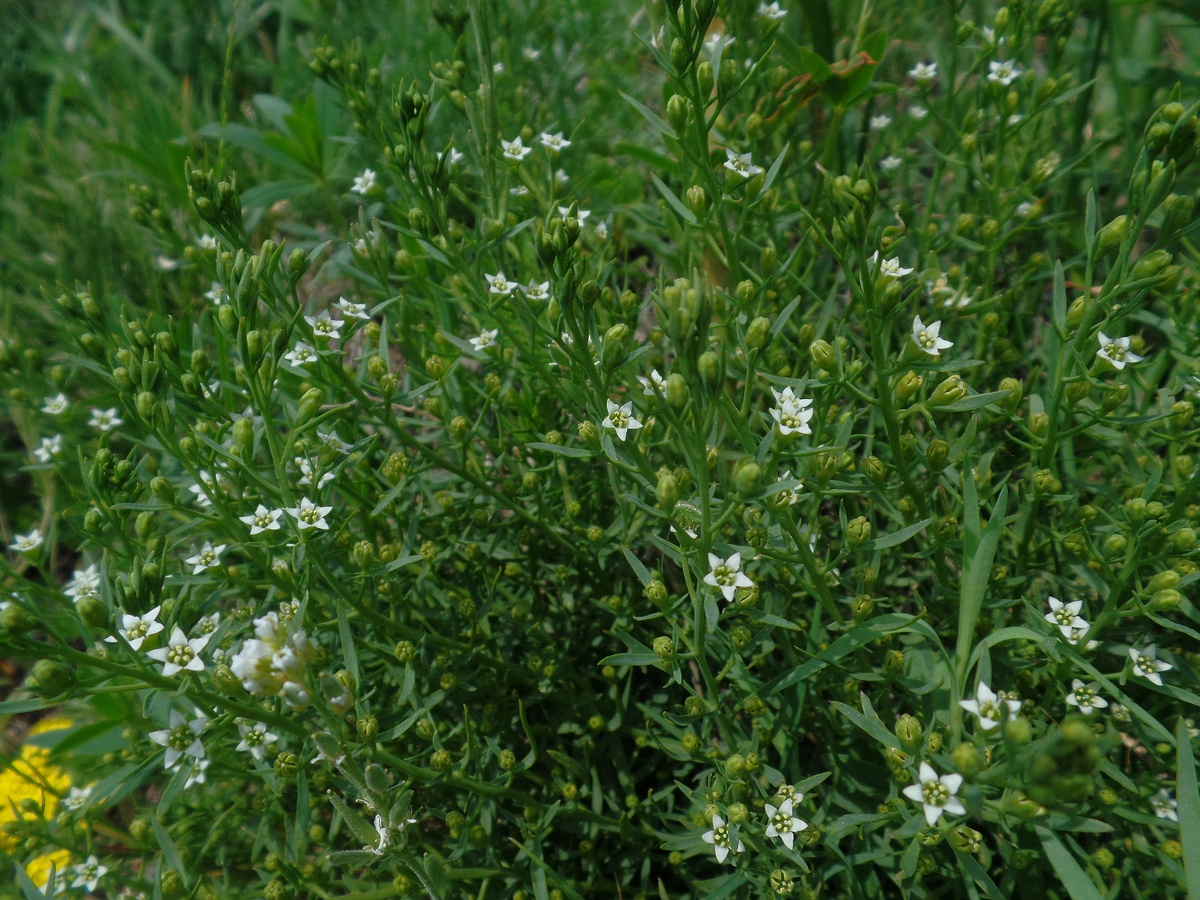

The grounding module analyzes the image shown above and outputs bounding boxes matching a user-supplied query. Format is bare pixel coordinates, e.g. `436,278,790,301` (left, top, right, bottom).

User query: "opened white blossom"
724,148,763,178
987,60,1023,85
524,280,550,302
770,386,814,436
183,757,210,788
33,435,63,462
64,564,101,601
240,504,283,535
870,114,892,130
205,282,228,305
70,856,107,893
764,797,807,849
874,253,913,278
235,720,279,761
557,205,590,223
1152,788,1178,822
601,399,643,441
911,315,953,356
184,541,226,575
287,497,332,531
88,407,122,432
306,310,342,341
773,472,803,507
704,552,754,602
470,328,500,351
637,369,666,396
147,626,211,677
318,430,349,453
910,105,929,120
1129,644,1171,685
149,709,207,770
1065,680,1107,715
903,762,965,826
909,60,938,82
9,529,44,553
41,393,69,414
541,132,570,151
107,605,164,651
485,271,516,295
230,606,312,702
1045,596,1088,638
704,32,734,55
351,169,376,195
701,813,744,864
959,682,1021,730
297,457,334,489
880,155,903,172
501,136,531,161
757,1,787,20
1096,332,1143,370
284,341,319,366
335,296,370,319
62,785,92,812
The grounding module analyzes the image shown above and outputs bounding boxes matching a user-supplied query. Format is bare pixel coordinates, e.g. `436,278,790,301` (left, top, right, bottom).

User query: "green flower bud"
27,659,75,697
698,350,721,385
1003,716,1032,745
656,472,680,510
697,61,714,98
218,303,237,333
666,372,689,408
210,664,243,695
670,38,689,73
667,94,689,132
895,714,923,750
895,371,924,402
644,580,668,604
952,742,983,776
602,323,630,368
1029,410,1049,437
929,374,968,407
296,387,324,426
686,185,707,216
846,517,872,547
926,438,949,472
233,415,254,451
735,461,762,496
653,636,675,660
161,869,186,897
112,366,133,391
883,649,906,676
430,749,453,771
745,316,771,351
1150,588,1181,611
1103,533,1128,558
852,593,874,621
357,715,379,743
863,456,887,486
1171,526,1196,552
274,751,300,779
1172,400,1194,429
1130,249,1172,280
578,420,598,445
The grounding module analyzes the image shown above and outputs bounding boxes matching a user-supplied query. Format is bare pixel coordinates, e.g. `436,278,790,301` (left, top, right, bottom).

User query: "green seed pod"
863,456,887,486
846,517,872,547
895,371,924,402
895,714,923,750
929,374,968,407
852,593,874,620
667,94,689,132
296,387,324,425
1130,248,1172,280
656,472,679,510
666,372,689,408
952,742,983,776
926,438,949,472
653,636,675,660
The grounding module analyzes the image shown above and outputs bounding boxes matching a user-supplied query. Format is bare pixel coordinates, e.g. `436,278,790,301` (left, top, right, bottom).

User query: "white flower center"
713,565,736,586
609,410,628,429
1053,608,1075,625
713,825,731,848
917,329,937,349
300,509,322,526
167,644,195,667
771,812,792,832
168,725,194,750
923,782,949,806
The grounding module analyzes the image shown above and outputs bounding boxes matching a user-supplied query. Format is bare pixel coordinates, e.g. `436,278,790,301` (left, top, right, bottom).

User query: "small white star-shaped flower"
959,682,1022,730
33,435,63,462
870,114,892,130
770,386,814,436
184,541,226,575
470,328,500,351
62,785,92,811
287,497,333,531
524,280,551,302
1065,679,1107,715
305,310,342,341
704,552,754,602
764,797,808,849
541,132,570,151
235,719,279,761
724,148,763,179
909,61,938,83
65,564,102,600
146,625,211,676
1045,596,1088,638
987,60,1023,86
557,205,590,223
89,408,122,432
183,756,210,788
701,813,744,864
873,252,913,278
70,855,108,893
284,342,319,366
351,169,377,195
335,296,371,319
438,147,465,167
704,32,734,55
297,458,334,489
205,282,228,305
880,155,903,173
41,393,69,415
106,605,164,651
911,315,953,356
1152,788,1179,822
501,136,531,161
1129,644,1171,686
149,709,207,770
485,272,516,295
601,399,643,441
638,369,666,396
757,2,787,20
1096,332,1143,370
903,762,965,826
9,529,44,553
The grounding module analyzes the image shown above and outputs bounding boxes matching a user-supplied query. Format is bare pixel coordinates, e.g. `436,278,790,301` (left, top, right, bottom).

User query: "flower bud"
863,456,887,486
274,751,300,779
27,659,75,697
653,636,675,660
882,649,905,676
1171,526,1196,552
895,371,924,402
1150,588,1182,611
846,517,872,548
698,350,721,385
1103,533,1128,558
1093,215,1128,257
734,461,762,496
666,372,689,408
667,94,689,132
952,742,983,776
210,664,243,695
1130,248,1172,280
218,303,237,333
296,387,324,426
686,185,707,216
809,339,837,374
926,438,949,472
894,714,923,750
578,420,598,445
745,316,771,350
602,323,629,368
656,472,680,510
1172,400,1193,429
1029,410,1049,437
929,374,968,407
233,415,254,451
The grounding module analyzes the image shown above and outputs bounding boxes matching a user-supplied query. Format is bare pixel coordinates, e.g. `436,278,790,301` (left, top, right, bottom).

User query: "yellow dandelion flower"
0,716,73,851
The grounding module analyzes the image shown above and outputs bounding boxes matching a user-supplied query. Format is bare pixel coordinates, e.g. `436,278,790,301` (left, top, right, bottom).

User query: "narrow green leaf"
1037,828,1103,900
1084,189,1097,257
619,90,674,137
760,143,790,196
151,815,186,878
859,517,931,551
832,699,901,749
651,174,697,226
1177,717,1200,898
338,609,360,687
598,651,662,666
936,390,1012,413
527,441,593,458
1052,260,1068,333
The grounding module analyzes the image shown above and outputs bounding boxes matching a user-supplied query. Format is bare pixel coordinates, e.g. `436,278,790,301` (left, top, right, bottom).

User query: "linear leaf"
1177,717,1200,898
859,517,931,551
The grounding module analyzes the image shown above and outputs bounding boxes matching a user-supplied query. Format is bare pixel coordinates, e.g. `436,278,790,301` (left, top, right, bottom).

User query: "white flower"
909,105,929,120
351,169,376,195
557,205,590,223
197,234,218,250
724,148,763,178
880,155,903,173
873,253,913,278
318,430,348,453
89,408,122,432
438,147,465,168
33,435,63,462
9,529,44,553
306,310,342,341
184,541,226,575
704,32,734,55
774,472,803,507
987,60,1023,86
1065,679,1107,715
41,393,69,415
757,2,787,20
1152,788,1179,822
106,605,164,651
297,458,334,489
770,386,814,436
1045,596,1088,638
959,682,1021,730
638,369,666,396
1110,703,1131,722
284,341,319,366
909,61,938,83
485,271,516,295
335,296,370,320
911,315,953,356
524,280,551,302
146,626,211,677
286,497,332,531
764,797,807,849
701,813,744,864
522,46,541,61
183,757,210,788
555,167,569,185
70,856,108,893
595,221,608,241
205,282,228,305
1129,644,1171,686
501,136,531,161
231,606,313,700
149,709,207,770
235,720,279,761
903,762,965,826
541,132,570,151
62,785,92,812
65,564,101,600
704,552,754,602
470,328,500,350
601,399,643,441
1096,332,1143,370
870,114,892,130
196,613,220,635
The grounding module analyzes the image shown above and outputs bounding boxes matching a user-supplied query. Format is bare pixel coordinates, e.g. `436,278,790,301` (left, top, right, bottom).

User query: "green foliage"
2,0,1200,898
